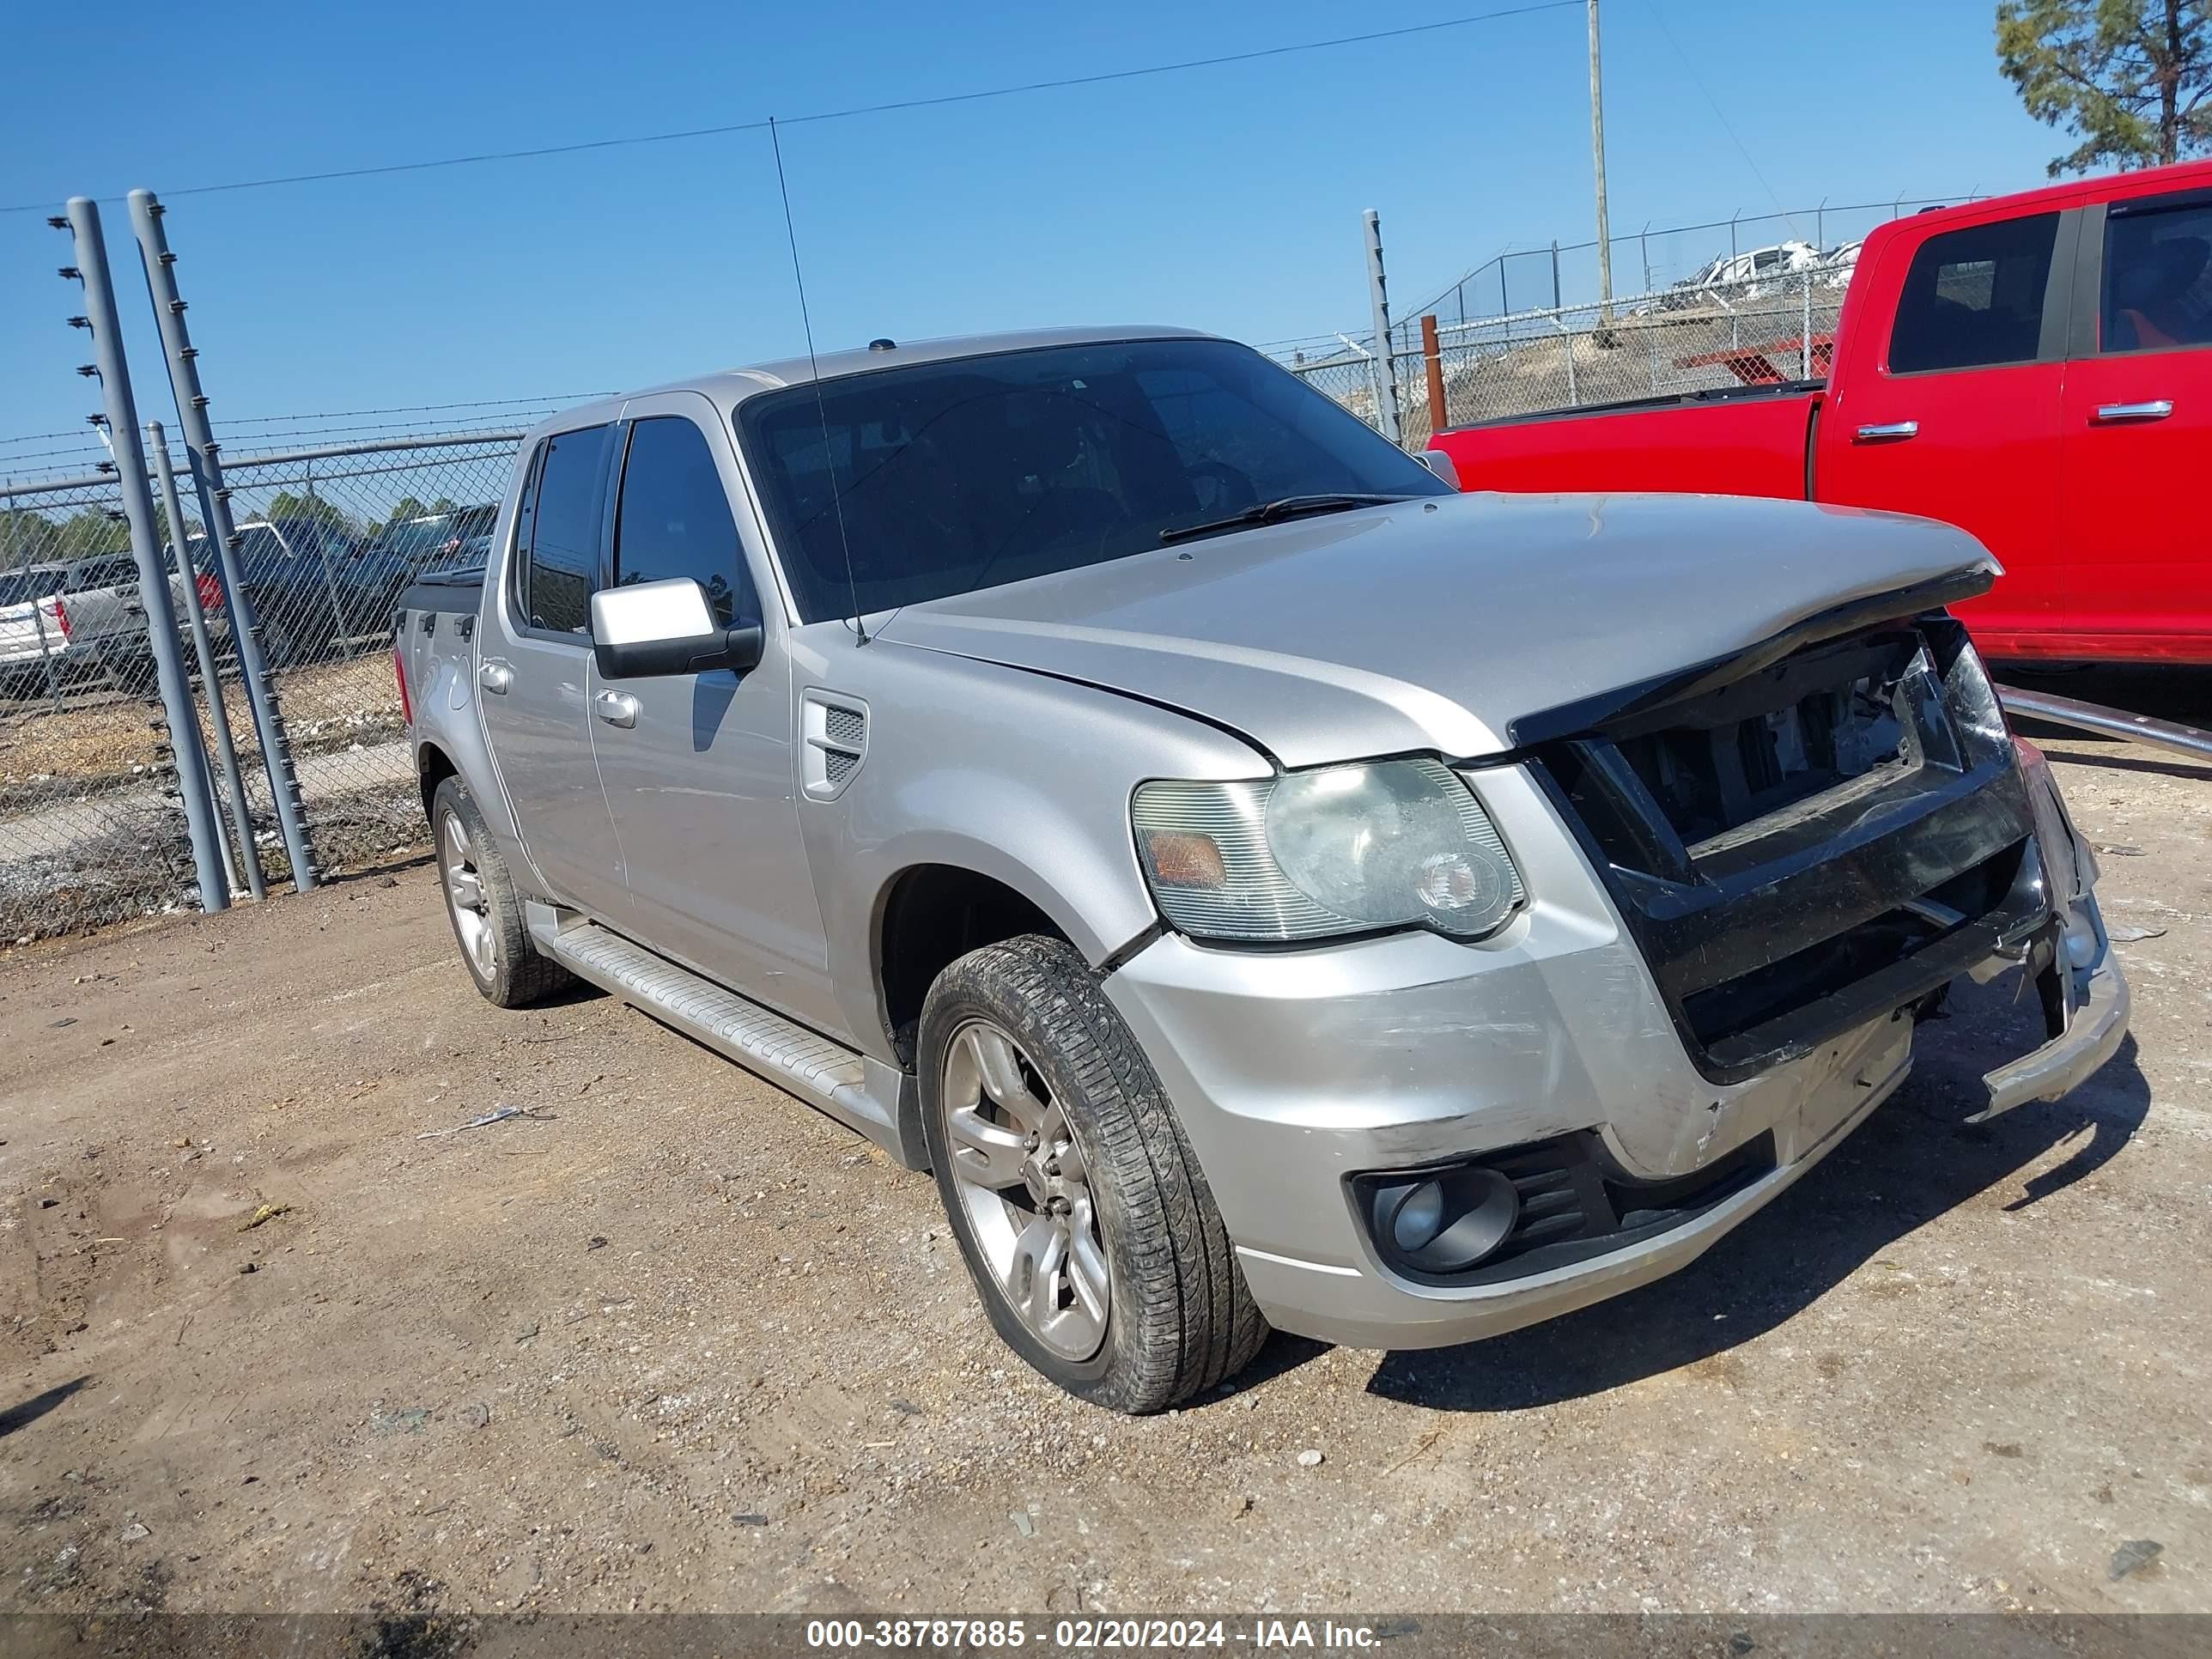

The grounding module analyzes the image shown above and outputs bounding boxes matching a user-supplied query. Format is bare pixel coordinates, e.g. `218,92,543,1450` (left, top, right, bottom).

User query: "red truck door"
2059,185,2212,660
1817,205,2079,658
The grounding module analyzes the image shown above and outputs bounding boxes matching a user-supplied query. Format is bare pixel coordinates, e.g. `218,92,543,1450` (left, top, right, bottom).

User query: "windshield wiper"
1158,493,1413,545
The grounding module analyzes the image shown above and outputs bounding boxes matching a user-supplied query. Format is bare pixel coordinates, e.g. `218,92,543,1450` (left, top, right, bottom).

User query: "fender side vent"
801,691,868,800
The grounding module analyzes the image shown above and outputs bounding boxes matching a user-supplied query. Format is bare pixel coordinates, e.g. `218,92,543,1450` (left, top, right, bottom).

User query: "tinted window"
737,337,1451,622
1888,212,2058,374
67,557,137,592
2103,198,2212,352
612,418,754,627
518,425,611,634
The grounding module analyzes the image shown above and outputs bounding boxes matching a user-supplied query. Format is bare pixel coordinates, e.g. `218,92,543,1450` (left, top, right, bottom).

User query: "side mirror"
1416,449,1461,489
590,578,764,679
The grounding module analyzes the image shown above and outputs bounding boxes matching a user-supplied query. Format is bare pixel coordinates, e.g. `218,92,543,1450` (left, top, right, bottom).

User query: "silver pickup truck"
397,326,2129,1413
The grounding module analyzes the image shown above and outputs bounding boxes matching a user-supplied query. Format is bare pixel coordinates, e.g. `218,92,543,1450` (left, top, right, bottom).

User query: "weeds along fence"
1284,270,1849,446
0,428,526,941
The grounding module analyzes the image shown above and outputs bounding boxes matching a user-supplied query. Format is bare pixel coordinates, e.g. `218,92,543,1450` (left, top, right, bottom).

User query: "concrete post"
62,198,228,915
150,422,264,900
127,188,319,890
1363,210,1402,446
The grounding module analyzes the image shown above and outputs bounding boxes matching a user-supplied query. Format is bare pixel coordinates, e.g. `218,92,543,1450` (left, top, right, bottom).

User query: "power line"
1,3,1577,216
1641,0,1798,234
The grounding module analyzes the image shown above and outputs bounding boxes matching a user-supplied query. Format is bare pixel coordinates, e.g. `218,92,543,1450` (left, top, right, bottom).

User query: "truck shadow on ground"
1340,975,2152,1413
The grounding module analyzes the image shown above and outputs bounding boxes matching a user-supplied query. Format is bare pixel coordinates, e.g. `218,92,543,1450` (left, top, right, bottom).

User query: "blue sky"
3,0,2062,447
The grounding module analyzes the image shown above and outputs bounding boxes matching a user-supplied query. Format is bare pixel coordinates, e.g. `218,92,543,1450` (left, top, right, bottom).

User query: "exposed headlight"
1131,758,1524,943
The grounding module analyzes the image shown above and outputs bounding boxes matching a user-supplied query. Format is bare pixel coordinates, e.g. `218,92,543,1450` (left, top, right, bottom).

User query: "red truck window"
2102,199,2212,352
1888,212,2059,375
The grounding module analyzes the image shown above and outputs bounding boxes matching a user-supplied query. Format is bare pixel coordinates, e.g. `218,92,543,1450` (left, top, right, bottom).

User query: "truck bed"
1430,381,1824,503
397,564,485,617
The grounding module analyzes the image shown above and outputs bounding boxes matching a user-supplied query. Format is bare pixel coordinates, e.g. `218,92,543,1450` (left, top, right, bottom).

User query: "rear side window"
2102,198,2212,352
516,424,611,634
611,418,757,627
67,557,137,592
1887,212,2058,374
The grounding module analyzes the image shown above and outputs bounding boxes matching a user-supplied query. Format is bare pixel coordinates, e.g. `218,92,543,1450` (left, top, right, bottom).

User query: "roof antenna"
768,116,866,645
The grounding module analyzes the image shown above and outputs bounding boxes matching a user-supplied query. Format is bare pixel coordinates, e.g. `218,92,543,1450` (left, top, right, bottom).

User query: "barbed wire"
0,4,1579,215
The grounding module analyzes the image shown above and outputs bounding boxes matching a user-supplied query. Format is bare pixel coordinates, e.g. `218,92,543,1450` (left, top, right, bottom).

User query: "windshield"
380,517,454,556
736,336,1452,622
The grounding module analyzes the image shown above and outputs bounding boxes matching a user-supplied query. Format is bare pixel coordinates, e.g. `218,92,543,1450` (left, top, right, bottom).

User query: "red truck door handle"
1853,421,1919,443
2093,400,2172,424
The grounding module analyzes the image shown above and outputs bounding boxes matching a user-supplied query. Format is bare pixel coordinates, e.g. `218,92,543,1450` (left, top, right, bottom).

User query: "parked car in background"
0,564,82,697
356,506,499,614
398,326,2126,1413
1431,158,2212,665
1660,240,1822,308
194,517,380,667
0,552,224,697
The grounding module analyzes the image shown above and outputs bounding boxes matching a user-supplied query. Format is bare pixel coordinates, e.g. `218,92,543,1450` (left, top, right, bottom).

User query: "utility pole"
1589,0,1614,325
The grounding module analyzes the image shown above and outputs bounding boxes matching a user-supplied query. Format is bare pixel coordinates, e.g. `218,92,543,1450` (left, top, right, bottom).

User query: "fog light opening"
1373,1167,1521,1274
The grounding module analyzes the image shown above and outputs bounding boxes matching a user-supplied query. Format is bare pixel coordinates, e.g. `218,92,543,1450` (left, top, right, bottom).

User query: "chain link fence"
0,419,537,941
1287,270,1849,445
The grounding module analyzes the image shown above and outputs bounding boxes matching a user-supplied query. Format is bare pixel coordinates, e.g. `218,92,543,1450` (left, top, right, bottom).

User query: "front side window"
1887,212,2058,374
611,418,755,627
737,337,1452,623
2102,198,2212,353
518,424,611,634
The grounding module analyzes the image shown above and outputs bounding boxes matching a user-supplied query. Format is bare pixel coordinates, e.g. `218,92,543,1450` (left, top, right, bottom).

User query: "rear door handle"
593,689,640,729
477,659,514,695
1854,421,1919,443
2094,399,2173,424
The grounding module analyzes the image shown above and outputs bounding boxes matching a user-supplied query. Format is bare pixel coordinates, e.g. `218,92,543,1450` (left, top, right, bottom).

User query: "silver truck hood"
878,491,1998,769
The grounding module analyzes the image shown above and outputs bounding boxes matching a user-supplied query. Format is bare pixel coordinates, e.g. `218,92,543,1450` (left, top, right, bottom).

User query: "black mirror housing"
593,623,763,681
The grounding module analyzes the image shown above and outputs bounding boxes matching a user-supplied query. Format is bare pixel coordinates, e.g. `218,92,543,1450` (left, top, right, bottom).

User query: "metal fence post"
150,421,264,900
60,198,229,915
1363,209,1403,447
127,187,319,892
1802,274,1814,380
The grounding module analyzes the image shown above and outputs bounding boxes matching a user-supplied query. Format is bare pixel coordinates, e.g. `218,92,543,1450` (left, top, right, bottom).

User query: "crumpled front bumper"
1973,738,2130,1121
1105,750,2129,1352
1978,949,2128,1120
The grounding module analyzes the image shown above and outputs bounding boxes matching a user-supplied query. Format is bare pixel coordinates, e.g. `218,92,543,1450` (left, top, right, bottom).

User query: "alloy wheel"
939,1017,1110,1361
439,808,495,980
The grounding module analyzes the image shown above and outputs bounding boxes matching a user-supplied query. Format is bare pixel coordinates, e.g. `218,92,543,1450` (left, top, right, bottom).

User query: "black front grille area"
1351,1130,1778,1288
1520,609,2048,1084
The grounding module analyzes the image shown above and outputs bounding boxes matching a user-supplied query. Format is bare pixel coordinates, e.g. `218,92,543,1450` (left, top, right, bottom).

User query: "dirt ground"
1,720,2207,1622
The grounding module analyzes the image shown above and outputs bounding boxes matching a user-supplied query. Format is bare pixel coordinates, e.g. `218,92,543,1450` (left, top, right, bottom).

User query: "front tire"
918,934,1267,1413
430,775,569,1008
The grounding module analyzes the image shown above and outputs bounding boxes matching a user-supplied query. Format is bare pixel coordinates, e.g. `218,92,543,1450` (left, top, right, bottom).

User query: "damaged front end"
1516,571,2129,1123
1973,738,2130,1120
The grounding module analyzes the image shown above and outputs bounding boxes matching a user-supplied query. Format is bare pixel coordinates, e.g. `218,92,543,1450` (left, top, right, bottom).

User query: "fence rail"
0,429,525,940
1287,270,1846,444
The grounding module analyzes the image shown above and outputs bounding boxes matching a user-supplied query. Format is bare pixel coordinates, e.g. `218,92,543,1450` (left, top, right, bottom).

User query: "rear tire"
918,934,1268,1413
430,775,569,1008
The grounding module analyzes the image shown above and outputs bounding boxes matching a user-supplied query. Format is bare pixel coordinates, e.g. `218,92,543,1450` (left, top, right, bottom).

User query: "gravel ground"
0,732,2206,1622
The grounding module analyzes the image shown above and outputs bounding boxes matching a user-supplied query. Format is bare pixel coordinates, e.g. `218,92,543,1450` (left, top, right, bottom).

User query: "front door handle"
1854,420,1919,443
477,659,514,695
2094,399,2173,424
593,689,640,729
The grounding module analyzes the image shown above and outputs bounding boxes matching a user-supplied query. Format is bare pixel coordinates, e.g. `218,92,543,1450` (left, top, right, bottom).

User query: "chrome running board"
526,906,919,1166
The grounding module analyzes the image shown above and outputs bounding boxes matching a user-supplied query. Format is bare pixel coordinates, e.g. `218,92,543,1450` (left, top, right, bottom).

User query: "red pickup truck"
1429,160,2212,665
